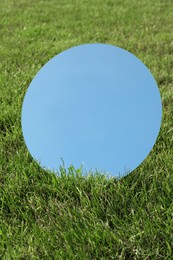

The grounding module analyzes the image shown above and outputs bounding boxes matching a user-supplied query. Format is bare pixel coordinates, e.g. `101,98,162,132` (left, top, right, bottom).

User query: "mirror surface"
21,44,162,178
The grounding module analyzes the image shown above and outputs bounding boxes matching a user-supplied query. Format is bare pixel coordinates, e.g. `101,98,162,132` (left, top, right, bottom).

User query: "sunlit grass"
0,0,173,258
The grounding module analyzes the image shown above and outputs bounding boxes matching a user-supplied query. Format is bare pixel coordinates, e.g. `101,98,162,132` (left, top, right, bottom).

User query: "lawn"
0,0,173,259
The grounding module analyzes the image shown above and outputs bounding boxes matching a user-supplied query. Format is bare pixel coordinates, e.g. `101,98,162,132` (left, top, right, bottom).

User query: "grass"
0,0,173,258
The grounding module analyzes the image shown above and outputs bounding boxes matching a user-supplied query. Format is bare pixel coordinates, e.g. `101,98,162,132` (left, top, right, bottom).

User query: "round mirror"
21,43,162,178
